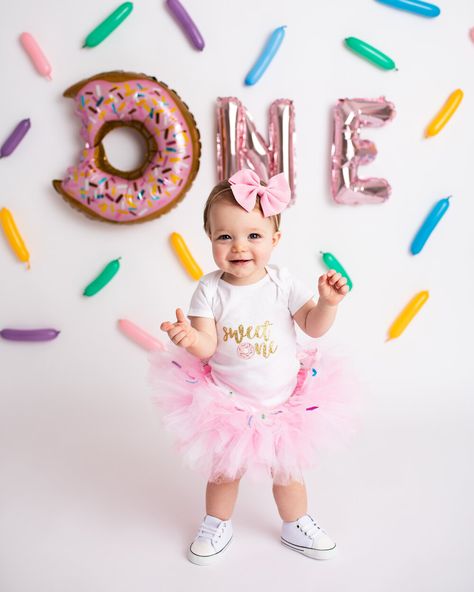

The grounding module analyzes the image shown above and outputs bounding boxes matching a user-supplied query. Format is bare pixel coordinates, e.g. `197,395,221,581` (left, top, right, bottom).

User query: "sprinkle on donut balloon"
53,71,201,224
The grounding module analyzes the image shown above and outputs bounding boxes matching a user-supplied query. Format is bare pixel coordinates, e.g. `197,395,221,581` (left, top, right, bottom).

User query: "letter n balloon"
216,97,296,205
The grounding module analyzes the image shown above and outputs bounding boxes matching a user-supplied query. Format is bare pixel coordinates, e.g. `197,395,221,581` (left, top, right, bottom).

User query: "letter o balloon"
53,71,201,224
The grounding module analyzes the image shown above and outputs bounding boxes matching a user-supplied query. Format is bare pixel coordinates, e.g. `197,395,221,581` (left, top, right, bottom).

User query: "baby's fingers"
328,271,342,286
176,308,188,324
160,321,173,332
167,324,189,341
339,284,350,296
335,276,348,290
173,326,197,348
171,329,188,344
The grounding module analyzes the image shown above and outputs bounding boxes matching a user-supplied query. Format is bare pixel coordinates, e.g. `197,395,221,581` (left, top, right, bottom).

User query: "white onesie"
187,265,315,409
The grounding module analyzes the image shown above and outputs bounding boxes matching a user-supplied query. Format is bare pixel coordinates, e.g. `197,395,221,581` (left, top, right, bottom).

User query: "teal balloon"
320,251,353,290
344,36,396,70
83,2,133,48
84,258,121,296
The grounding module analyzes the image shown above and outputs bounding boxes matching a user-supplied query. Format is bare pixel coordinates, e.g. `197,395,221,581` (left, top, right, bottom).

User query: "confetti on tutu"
149,344,360,485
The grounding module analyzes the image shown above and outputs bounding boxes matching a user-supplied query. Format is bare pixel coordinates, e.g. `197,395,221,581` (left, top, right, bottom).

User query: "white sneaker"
187,514,233,565
281,514,337,560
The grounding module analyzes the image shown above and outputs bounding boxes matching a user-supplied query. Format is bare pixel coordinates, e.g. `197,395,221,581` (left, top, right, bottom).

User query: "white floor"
1,394,473,592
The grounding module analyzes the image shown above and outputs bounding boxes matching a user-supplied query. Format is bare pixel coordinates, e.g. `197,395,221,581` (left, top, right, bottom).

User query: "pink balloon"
470,27,474,43
216,97,296,205
19,32,52,80
331,97,396,205
118,319,165,351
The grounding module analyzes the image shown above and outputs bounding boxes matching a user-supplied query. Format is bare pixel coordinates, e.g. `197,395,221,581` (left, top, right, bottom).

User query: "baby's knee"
272,473,306,487
210,471,245,485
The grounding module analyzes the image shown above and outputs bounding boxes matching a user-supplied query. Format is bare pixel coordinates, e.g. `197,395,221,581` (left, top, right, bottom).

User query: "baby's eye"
249,233,261,239
217,234,231,240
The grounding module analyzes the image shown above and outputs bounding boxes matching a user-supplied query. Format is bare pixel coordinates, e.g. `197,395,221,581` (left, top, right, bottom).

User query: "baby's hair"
203,179,281,236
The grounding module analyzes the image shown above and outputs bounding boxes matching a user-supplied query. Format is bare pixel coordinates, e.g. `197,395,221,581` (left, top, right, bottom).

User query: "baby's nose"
231,241,247,252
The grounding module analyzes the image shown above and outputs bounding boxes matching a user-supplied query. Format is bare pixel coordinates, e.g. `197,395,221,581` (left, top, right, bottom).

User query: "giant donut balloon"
53,71,201,224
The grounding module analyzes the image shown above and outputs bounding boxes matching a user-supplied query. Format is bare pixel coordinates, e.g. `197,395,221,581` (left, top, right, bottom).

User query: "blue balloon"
245,26,286,86
376,0,441,18
410,197,450,255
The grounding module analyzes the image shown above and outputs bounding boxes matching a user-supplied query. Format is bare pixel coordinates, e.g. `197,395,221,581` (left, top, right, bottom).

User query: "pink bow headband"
228,169,291,217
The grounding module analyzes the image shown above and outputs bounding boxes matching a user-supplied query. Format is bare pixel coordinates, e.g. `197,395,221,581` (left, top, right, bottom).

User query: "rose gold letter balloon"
216,97,296,205
331,97,396,205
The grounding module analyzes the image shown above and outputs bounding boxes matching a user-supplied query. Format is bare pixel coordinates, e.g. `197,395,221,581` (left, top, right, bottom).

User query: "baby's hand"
160,308,198,349
318,270,350,306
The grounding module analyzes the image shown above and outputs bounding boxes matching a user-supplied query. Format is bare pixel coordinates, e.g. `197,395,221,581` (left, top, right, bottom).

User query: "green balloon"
83,2,134,48
83,258,121,297
320,251,353,290
344,36,396,70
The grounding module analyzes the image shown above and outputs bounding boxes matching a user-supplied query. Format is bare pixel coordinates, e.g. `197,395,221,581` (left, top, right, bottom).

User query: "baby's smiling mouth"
229,259,252,264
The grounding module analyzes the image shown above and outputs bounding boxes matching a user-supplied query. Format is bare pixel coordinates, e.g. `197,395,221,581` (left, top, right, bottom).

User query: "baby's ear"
272,231,282,246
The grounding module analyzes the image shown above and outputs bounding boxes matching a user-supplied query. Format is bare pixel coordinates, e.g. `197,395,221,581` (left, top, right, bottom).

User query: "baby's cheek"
212,244,227,263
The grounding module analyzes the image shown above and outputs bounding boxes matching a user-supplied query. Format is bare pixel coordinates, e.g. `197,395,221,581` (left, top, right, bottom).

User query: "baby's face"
208,200,281,285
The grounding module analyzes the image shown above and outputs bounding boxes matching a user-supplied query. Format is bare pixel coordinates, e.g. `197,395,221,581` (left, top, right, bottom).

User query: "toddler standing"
150,169,351,565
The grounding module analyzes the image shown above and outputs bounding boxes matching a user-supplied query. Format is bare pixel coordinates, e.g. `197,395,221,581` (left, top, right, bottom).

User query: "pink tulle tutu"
148,344,357,485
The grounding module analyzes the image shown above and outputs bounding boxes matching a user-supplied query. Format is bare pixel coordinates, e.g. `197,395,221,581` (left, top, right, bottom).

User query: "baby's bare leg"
272,479,308,522
206,477,241,520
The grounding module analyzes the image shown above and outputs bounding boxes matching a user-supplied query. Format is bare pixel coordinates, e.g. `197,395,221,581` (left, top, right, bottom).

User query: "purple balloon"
166,0,205,50
0,328,60,341
0,119,31,158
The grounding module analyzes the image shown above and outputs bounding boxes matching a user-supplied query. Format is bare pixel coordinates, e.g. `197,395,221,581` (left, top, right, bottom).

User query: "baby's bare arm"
293,298,338,338
187,316,217,359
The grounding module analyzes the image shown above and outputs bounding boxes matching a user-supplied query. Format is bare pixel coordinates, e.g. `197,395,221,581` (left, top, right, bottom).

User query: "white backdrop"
1,1,473,590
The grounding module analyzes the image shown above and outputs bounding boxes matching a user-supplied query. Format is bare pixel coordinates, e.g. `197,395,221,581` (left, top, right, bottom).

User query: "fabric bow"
228,169,291,217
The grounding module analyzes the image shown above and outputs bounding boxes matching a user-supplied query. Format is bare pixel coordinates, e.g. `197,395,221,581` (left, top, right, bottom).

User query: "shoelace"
299,520,323,539
197,523,222,541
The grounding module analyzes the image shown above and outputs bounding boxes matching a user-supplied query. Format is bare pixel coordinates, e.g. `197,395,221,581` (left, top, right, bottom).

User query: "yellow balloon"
0,207,30,268
170,232,203,281
425,89,463,137
387,290,429,341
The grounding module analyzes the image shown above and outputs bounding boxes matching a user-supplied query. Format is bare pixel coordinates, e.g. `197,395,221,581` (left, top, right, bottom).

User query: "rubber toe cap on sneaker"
190,540,215,557
187,537,232,566
313,532,336,551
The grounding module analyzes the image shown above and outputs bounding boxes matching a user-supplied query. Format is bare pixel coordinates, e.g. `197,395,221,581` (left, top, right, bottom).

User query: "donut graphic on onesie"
53,71,201,224
237,342,255,360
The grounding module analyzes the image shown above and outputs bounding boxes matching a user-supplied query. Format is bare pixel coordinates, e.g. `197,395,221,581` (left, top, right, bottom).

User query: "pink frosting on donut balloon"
53,71,201,224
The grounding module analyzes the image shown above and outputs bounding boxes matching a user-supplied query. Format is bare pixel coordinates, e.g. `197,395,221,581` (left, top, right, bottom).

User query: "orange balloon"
170,232,203,280
387,291,429,341
0,207,30,268
425,89,463,137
